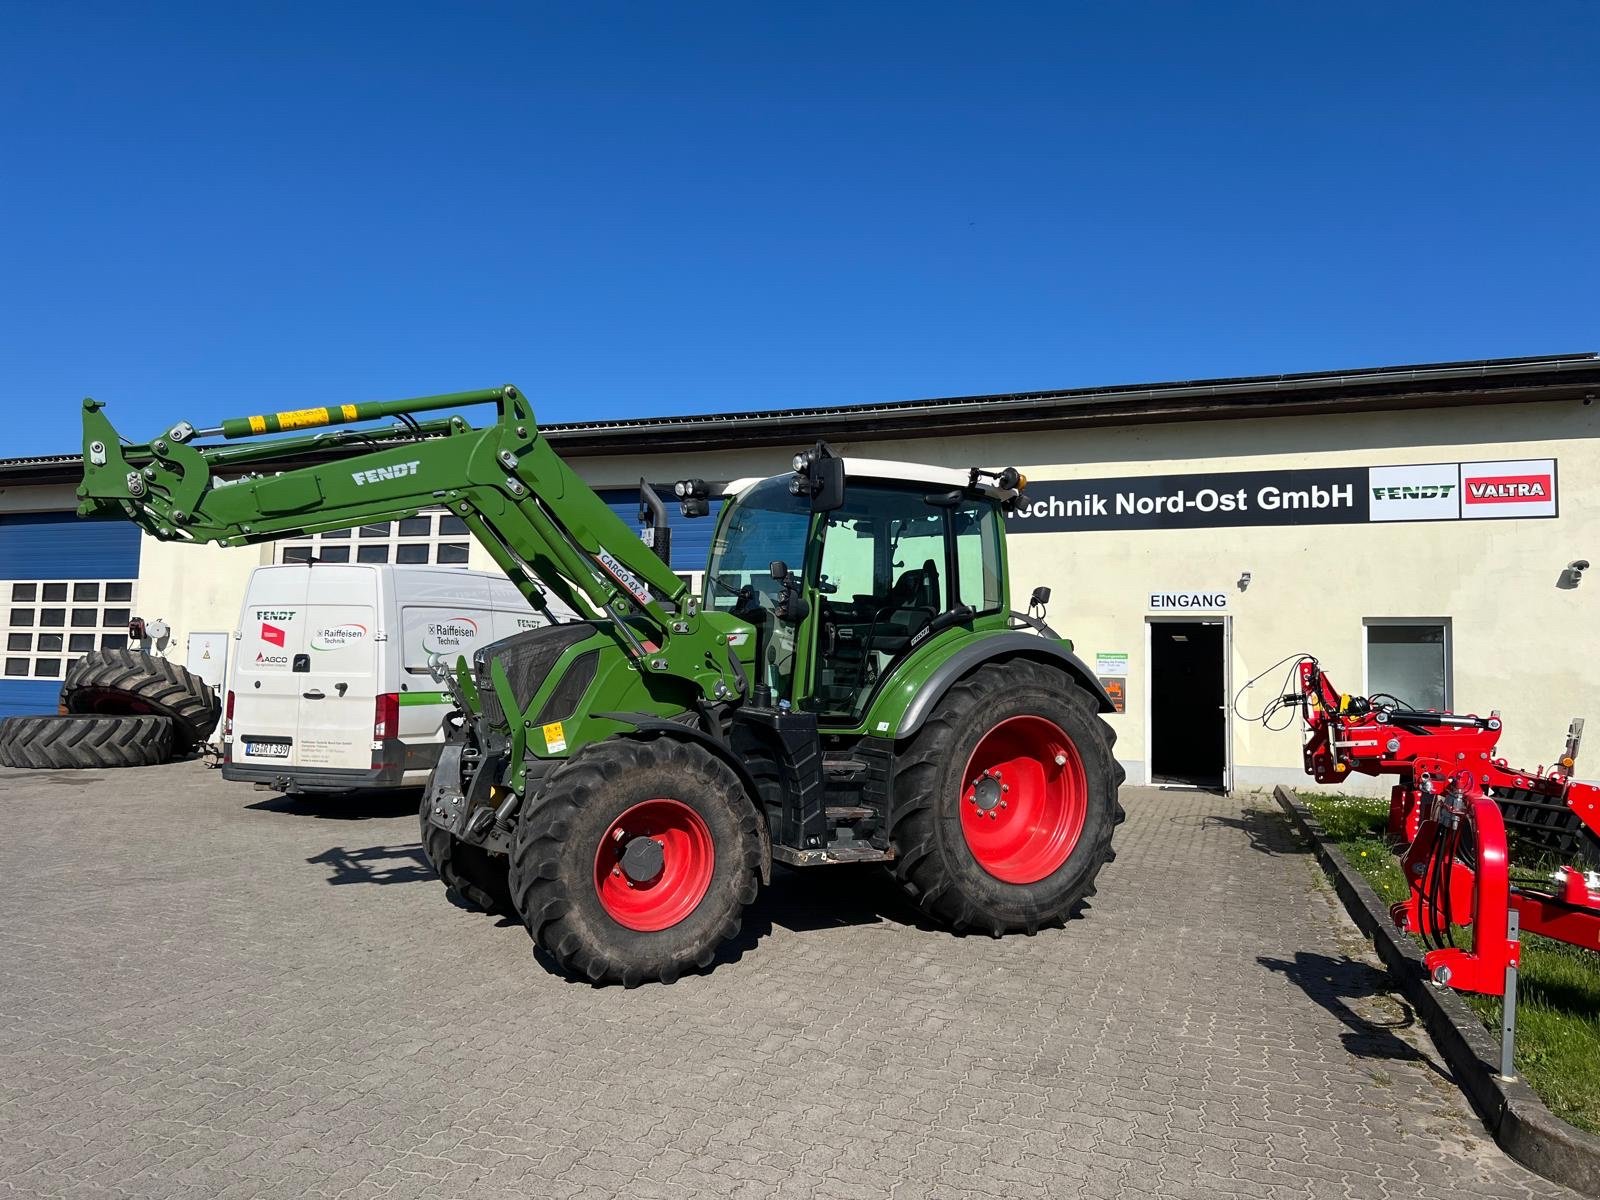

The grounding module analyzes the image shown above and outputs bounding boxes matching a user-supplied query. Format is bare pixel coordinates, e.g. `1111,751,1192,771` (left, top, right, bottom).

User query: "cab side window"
809,483,1002,719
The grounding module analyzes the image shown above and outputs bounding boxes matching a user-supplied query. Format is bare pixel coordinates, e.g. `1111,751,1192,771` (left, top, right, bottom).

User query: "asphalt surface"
0,761,1575,1198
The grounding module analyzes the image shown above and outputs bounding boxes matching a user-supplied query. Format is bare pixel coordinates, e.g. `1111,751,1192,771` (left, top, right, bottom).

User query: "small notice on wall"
1099,678,1127,714
1095,652,1129,676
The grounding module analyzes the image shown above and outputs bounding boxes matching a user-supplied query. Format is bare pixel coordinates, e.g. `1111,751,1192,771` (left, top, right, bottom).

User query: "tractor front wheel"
418,792,513,915
890,660,1125,934
508,737,762,986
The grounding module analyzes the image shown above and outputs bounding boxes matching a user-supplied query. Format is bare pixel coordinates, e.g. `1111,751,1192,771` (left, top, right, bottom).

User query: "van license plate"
246,740,291,759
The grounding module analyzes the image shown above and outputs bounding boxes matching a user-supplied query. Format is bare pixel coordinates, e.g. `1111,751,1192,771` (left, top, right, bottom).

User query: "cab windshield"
704,477,811,611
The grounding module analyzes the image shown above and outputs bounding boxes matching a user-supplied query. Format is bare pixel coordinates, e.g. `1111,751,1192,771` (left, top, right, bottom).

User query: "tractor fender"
597,712,773,886
895,633,1115,738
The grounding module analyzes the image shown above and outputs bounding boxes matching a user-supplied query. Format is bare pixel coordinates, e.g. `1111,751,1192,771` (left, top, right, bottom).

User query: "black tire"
0,714,176,769
418,791,514,914
508,736,762,986
60,650,221,751
889,660,1125,935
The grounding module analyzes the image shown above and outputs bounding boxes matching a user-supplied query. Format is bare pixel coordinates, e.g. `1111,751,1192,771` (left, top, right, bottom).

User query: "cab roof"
725,458,1019,501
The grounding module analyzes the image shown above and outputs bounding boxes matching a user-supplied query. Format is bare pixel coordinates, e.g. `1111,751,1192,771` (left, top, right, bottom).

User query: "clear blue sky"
3,3,1596,457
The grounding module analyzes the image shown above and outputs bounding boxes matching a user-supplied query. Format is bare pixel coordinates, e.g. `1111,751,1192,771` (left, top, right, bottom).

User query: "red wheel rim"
593,798,715,932
959,715,1087,884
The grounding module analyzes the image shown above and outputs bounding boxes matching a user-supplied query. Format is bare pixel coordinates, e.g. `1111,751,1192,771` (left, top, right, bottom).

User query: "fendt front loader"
79,386,1124,984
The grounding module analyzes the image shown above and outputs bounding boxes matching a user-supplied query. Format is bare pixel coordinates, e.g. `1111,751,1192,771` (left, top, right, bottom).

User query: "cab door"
294,570,378,771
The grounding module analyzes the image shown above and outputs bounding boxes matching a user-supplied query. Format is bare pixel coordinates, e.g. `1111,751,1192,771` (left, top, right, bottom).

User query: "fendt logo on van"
1464,474,1552,504
254,610,296,621
351,460,422,486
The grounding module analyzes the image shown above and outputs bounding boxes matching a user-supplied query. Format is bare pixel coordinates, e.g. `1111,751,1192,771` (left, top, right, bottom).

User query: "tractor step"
771,843,895,867
823,758,869,779
825,805,874,820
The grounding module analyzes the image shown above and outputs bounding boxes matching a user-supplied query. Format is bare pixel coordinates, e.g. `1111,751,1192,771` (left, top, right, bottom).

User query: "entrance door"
1148,620,1227,789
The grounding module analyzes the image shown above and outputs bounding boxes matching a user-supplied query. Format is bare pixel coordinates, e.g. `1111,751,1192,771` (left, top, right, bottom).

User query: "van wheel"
418,793,512,915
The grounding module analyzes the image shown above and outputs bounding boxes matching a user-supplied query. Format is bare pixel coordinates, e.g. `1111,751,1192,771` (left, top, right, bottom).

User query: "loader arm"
76,385,741,701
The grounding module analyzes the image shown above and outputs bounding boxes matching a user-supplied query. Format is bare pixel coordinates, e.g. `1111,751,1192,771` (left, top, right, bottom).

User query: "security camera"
1573,560,1591,573
1558,560,1589,590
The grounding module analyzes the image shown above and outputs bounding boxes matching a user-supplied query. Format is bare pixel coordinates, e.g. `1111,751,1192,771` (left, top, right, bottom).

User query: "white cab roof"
724,457,1018,501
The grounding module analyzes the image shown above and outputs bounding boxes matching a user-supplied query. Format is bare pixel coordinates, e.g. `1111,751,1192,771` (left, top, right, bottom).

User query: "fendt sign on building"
1009,458,1557,533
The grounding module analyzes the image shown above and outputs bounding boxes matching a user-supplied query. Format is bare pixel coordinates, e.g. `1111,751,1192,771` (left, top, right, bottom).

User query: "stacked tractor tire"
0,650,220,770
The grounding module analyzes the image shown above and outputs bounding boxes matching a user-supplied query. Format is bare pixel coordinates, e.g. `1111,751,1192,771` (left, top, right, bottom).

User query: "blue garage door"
598,489,726,580
1,512,142,718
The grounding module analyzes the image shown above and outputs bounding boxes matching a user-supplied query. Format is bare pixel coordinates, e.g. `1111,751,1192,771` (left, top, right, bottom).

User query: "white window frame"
275,507,472,568
4,578,138,681
1362,617,1453,711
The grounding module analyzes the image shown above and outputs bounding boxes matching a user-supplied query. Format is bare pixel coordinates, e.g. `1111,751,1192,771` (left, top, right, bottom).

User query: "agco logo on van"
1463,474,1552,504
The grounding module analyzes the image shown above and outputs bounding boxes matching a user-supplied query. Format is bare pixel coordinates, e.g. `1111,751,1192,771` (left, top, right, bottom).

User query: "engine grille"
473,622,598,728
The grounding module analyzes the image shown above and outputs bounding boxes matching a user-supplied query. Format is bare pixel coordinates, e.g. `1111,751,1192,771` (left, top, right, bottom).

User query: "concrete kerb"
1273,783,1600,1198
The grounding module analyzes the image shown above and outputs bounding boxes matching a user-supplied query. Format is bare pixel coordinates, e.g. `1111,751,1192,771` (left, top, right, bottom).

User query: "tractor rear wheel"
418,792,513,915
508,736,761,986
0,713,175,769
60,650,220,751
890,660,1124,934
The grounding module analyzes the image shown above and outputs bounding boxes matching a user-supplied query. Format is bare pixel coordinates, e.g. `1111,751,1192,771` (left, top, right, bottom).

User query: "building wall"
571,398,1597,791
35,395,1594,793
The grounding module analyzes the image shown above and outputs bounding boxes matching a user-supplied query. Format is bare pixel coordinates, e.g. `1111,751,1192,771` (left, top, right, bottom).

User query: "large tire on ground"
508,736,762,986
0,714,176,769
889,660,1125,935
418,792,514,914
60,650,221,751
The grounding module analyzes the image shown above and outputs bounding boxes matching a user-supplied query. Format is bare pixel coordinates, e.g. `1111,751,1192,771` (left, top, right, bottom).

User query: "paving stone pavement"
0,760,1575,1199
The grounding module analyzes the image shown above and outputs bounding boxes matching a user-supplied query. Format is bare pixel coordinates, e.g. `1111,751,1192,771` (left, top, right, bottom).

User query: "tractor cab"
703,458,1017,729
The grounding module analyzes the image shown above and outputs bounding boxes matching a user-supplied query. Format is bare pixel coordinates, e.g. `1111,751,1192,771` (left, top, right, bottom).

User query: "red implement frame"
1297,660,1600,996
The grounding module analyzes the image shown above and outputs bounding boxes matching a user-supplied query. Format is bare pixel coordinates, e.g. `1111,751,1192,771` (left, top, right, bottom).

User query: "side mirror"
790,440,846,513
769,561,788,581
1030,586,1051,607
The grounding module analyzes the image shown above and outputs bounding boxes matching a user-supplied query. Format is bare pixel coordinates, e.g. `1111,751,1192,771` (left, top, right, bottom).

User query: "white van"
223,563,561,793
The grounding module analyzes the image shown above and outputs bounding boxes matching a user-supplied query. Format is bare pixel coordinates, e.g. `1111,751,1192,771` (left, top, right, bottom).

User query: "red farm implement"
1289,659,1600,1028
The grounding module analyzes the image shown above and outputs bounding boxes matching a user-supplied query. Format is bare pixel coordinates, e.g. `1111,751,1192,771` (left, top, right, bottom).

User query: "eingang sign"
1008,459,1556,533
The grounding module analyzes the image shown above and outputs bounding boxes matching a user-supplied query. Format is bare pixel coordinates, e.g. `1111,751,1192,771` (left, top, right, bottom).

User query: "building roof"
4,352,1597,486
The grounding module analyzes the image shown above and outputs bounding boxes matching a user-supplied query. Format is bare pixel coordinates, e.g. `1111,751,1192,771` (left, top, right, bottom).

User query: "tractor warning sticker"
542,721,568,754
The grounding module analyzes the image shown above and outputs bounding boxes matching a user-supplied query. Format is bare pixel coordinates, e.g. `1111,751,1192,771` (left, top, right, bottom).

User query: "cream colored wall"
117,396,1597,793
822,399,1597,793
131,535,273,666
572,400,1598,792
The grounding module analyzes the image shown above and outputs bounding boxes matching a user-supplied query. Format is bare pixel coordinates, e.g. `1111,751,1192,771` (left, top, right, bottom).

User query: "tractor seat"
869,560,940,654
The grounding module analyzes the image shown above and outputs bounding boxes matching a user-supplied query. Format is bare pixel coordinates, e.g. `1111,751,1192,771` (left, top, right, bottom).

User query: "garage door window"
1365,620,1451,712
3,579,136,679
276,509,470,566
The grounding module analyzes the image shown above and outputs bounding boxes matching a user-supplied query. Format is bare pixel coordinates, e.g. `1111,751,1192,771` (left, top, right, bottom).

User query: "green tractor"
78,385,1124,984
